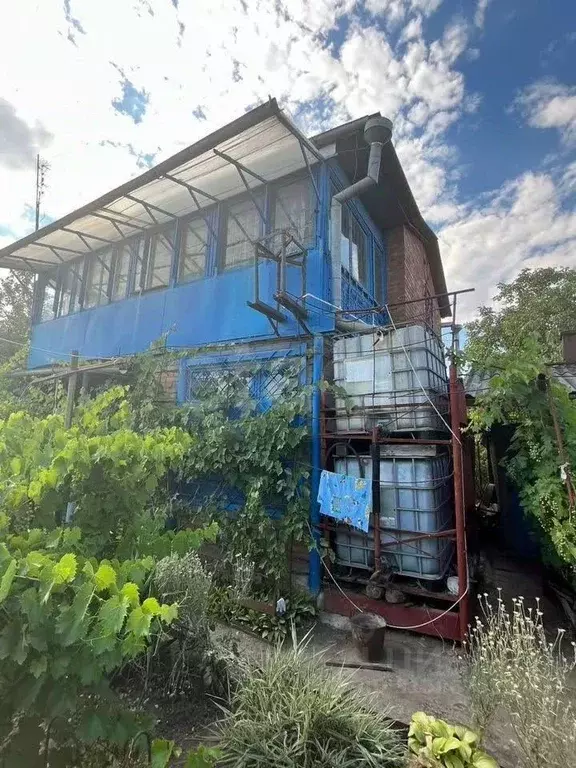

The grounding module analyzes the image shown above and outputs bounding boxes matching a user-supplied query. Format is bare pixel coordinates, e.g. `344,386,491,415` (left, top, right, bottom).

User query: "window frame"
177,208,215,284
219,190,266,273
55,257,84,318
128,223,176,295
83,247,114,309
270,171,317,249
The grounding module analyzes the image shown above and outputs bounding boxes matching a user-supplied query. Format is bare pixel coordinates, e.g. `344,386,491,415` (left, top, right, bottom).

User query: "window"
85,248,112,308
143,224,176,290
274,177,314,247
351,219,368,284
223,196,263,270
179,217,209,282
111,242,132,300
56,261,83,317
40,276,57,321
374,242,385,304
131,237,147,293
340,206,368,286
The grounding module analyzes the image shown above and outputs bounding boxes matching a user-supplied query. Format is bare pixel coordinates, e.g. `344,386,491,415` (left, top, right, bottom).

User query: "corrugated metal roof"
0,99,322,272
551,364,576,394
464,369,491,399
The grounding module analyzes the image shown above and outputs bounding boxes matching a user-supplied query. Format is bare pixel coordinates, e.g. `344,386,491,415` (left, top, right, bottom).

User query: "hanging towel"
317,470,371,533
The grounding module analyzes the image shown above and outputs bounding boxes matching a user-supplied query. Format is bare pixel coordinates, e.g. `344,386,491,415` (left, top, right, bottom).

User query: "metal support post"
371,427,381,572
449,362,469,640
309,335,324,595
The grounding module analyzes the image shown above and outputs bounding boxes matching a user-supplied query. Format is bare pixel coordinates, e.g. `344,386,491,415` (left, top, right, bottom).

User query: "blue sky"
0,0,574,320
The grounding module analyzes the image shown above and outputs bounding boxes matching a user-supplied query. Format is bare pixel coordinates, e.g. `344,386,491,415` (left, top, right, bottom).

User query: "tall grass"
462,592,576,768
218,636,406,767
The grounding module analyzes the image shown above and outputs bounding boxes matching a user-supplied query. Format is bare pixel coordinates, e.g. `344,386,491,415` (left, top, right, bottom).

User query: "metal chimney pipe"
333,116,393,203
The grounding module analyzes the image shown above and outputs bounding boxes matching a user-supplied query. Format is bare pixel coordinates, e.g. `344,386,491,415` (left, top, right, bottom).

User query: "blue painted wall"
28,160,387,368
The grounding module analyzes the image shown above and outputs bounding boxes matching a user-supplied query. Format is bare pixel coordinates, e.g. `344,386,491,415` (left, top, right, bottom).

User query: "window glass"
224,196,263,270
85,248,112,308
111,243,132,300
145,224,176,289
41,276,57,321
180,217,208,282
57,261,83,317
351,219,368,284
132,238,147,293
339,203,368,287
374,242,385,304
274,177,314,246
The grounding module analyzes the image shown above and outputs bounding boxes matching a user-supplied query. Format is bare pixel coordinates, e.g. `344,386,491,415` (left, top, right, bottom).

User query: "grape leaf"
120,581,139,606
126,606,151,638
29,655,48,678
142,597,161,616
57,582,94,646
151,738,176,768
53,553,77,584
160,603,178,625
0,559,17,603
94,562,117,592
98,595,129,635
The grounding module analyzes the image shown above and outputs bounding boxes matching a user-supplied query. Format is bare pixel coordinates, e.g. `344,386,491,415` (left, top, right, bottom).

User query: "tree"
466,267,576,368
0,271,33,363
465,267,576,569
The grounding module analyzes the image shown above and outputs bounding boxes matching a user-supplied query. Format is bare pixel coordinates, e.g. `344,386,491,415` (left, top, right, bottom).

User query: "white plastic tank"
332,448,454,580
332,324,449,433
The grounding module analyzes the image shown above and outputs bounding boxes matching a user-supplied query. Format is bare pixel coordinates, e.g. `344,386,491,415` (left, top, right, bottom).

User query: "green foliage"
0,386,194,557
408,713,498,768
169,361,312,593
467,336,576,566
208,587,317,644
0,272,34,363
218,639,405,767
0,525,177,750
465,268,576,568
466,267,576,368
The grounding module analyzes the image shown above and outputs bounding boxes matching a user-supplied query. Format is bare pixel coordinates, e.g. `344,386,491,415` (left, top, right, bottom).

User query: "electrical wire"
322,550,469,631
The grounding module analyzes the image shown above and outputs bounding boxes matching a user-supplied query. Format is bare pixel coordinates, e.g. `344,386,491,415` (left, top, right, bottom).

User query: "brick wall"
386,225,440,331
159,362,179,402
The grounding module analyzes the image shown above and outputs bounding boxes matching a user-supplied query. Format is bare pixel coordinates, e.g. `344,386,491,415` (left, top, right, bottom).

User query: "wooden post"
64,351,79,429
64,351,79,525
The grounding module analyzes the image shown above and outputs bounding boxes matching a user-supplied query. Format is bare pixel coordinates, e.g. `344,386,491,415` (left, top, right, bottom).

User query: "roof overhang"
312,115,451,318
0,99,322,272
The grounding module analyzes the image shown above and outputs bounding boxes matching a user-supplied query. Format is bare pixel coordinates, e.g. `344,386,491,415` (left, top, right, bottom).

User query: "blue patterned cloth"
317,470,371,532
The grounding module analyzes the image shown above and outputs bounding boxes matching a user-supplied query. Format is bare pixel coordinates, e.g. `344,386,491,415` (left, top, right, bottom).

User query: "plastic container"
332,451,454,580
332,325,448,434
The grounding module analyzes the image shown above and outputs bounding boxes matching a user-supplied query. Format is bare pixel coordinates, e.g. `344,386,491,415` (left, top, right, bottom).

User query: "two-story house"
0,98,450,593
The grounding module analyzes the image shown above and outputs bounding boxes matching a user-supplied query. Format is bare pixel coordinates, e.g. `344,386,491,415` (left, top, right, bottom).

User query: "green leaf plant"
0,522,177,748
408,712,499,768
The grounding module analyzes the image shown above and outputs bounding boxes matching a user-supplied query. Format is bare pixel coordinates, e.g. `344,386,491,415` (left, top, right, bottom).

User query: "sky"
0,0,574,321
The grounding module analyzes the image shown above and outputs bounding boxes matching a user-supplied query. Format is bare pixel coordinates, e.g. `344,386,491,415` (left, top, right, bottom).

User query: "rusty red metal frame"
318,316,472,642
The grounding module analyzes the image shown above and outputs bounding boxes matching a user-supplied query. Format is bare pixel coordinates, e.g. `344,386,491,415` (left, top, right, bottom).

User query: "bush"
0,524,178,751
218,640,405,767
152,552,214,697
462,592,576,768
155,551,212,626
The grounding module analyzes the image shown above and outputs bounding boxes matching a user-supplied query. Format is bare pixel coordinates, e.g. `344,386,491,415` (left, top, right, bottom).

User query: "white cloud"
516,80,576,146
0,0,572,328
474,0,493,29
0,0,471,232
439,166,576,320
365,0,443,26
